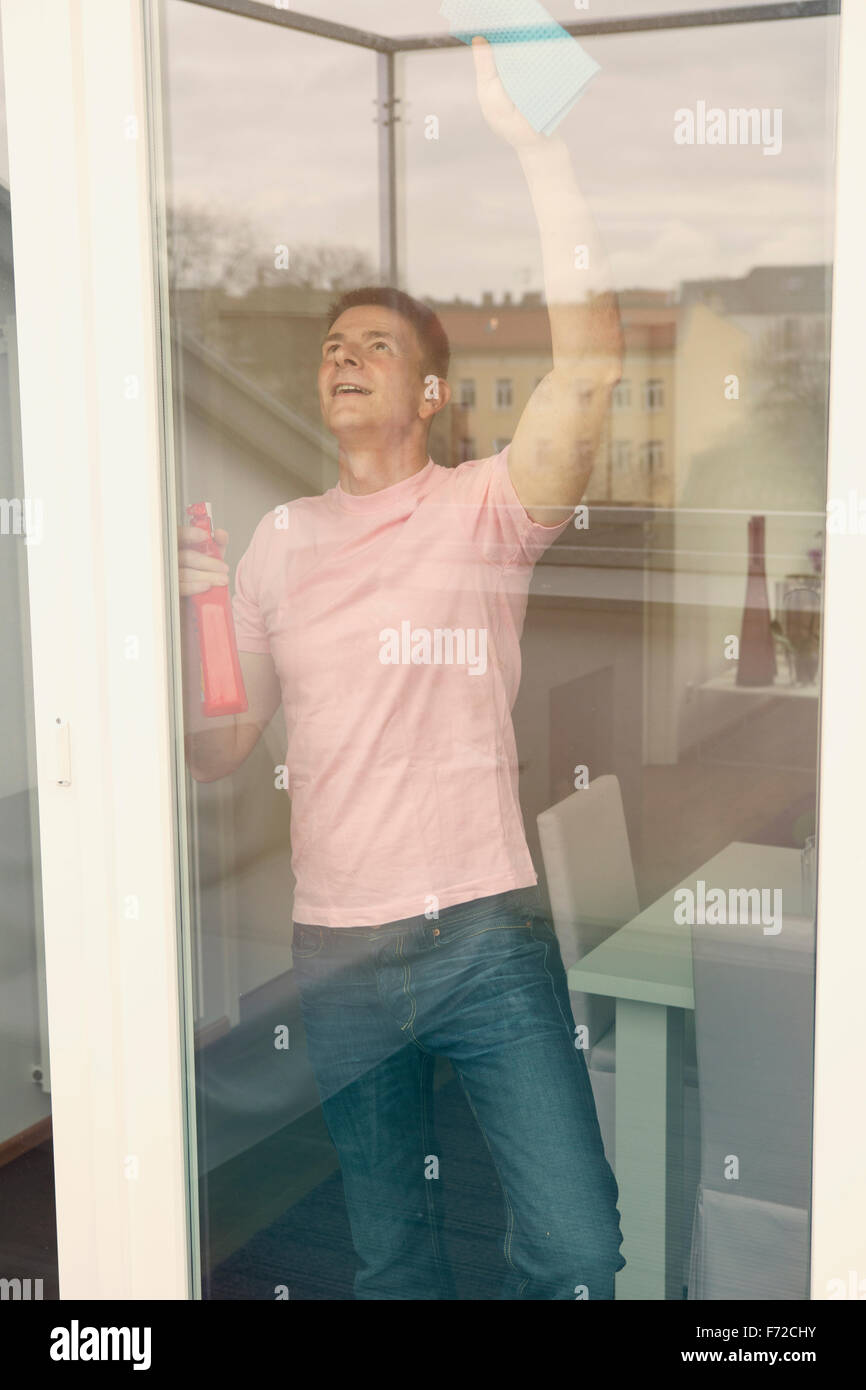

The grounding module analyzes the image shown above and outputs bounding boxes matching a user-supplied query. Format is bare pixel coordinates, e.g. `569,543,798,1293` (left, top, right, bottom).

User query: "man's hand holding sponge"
440,0,601,137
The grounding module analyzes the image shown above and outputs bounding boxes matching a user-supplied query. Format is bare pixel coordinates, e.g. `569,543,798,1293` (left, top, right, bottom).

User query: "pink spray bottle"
186,501,249,716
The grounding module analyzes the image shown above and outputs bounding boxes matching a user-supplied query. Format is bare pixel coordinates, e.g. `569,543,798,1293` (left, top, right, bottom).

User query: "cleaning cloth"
440,0,600,136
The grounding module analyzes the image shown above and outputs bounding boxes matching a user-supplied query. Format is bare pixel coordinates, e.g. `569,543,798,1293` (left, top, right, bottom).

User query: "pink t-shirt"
232,445,570,927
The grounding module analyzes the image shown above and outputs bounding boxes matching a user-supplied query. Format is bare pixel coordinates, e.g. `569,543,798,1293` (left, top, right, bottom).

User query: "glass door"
149,0,857,1301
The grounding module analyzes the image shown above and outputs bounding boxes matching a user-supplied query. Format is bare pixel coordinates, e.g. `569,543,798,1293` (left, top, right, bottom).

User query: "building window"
610,441,632,474
495,378,513,409
458,379,476,408
639,441,664,473
643,378,664,411
458,437,476,462
612,379,631,410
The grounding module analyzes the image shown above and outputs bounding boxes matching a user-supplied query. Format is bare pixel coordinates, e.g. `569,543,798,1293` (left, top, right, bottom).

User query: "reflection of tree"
751,329,829,461
680,326,830,513
255,243,378,292
166,201,260,293
166,201,381,429
166,200,377,293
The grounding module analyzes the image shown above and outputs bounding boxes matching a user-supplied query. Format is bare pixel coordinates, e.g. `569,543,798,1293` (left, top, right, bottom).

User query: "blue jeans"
291,887,626,1300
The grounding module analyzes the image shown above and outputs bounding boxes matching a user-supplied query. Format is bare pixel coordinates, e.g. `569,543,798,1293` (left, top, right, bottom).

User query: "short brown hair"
326,286,450,382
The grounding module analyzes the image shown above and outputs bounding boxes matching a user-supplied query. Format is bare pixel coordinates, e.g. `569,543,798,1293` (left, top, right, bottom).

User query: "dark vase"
737,514,777,687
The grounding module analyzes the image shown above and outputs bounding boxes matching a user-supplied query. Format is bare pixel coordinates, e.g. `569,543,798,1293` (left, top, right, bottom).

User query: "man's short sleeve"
231,510,276,654
462,444,573,567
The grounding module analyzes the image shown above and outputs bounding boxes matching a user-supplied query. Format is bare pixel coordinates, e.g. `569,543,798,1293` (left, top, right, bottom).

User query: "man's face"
318,305,438,442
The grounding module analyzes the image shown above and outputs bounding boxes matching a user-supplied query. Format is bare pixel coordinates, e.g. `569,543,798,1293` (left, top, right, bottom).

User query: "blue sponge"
441,0,600,136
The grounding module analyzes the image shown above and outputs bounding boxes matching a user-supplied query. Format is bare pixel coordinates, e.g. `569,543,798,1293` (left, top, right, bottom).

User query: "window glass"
157,0,839,1301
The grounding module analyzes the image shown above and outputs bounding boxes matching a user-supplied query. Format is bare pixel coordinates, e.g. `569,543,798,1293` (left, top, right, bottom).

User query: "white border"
1,0,190,1297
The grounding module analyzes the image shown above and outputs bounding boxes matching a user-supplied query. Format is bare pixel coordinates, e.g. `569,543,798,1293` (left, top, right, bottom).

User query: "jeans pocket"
291,922,324,959
529,914,559,945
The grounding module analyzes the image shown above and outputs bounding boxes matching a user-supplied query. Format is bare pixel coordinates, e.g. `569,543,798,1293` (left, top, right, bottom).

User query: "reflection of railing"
186,0,840,48
184,0,842,285
397,2,842,49
531,507,827,615
542,507,825,566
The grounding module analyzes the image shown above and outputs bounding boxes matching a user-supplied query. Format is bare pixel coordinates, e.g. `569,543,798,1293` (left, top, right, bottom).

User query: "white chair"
538,773,700,1293
687,911,813,1299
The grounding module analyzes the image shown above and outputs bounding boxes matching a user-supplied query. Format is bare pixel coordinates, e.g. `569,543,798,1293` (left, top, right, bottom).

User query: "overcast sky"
0,1,841,299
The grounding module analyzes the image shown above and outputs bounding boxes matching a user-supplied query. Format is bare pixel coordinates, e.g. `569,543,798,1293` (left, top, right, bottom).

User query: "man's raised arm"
470,36,623,525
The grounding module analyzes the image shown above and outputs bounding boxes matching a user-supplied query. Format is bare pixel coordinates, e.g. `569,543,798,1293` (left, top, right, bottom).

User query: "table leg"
613,998,685,1300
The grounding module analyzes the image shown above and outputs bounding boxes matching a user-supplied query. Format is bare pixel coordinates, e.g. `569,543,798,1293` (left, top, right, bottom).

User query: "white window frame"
0,0,863,1302
1,0,194,1298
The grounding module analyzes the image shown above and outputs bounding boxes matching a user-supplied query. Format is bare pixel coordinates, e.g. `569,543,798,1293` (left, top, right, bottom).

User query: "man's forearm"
517,136,623,380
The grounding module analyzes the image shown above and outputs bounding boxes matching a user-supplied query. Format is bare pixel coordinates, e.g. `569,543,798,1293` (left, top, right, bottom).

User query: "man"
180,37,625,1299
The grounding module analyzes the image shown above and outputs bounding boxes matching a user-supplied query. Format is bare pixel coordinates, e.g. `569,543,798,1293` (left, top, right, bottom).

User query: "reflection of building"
603,293,676,509
434,291,550,468
173,283,681,503
172,267,829,515
436,288,678,506
680,265,831,364
676,265,831,510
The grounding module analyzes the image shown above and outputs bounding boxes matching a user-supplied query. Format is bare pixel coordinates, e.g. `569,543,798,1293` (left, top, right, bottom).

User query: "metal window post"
376,50,399,287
